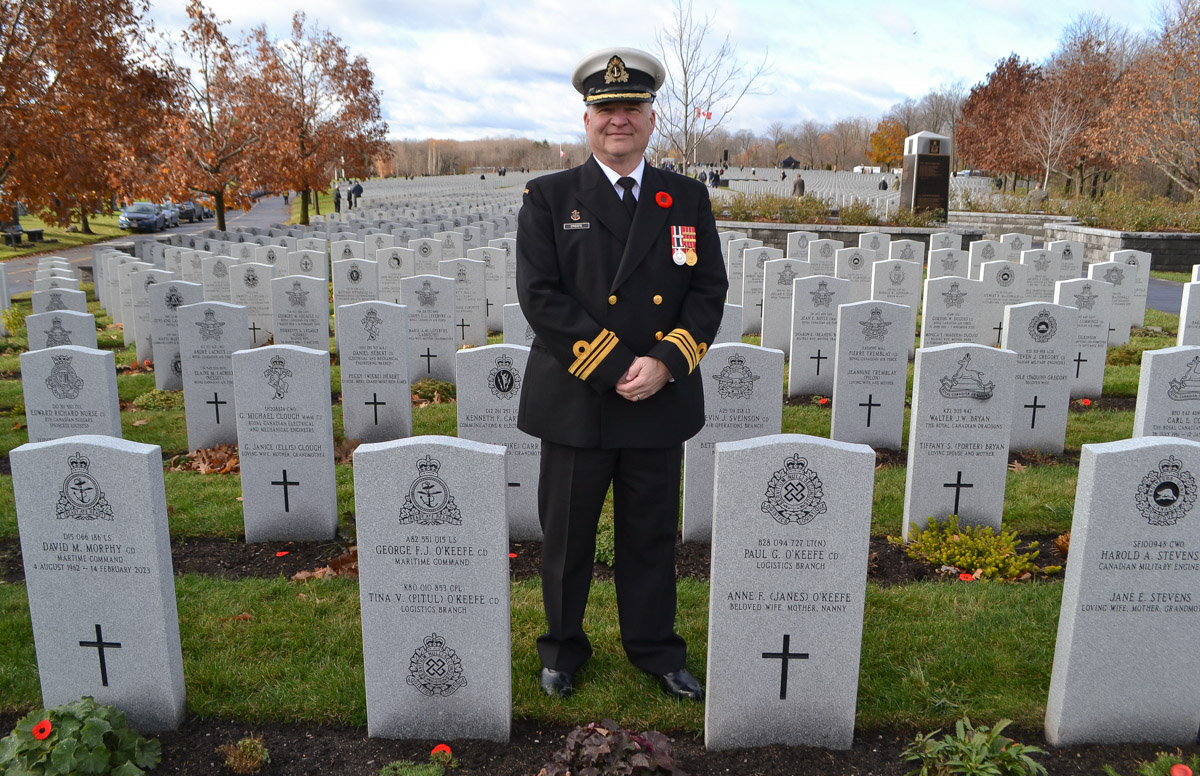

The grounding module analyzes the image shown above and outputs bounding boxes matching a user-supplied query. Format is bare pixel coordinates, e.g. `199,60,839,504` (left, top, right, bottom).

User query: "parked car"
118,202,165,232
177,201,197,222
159,202,180,228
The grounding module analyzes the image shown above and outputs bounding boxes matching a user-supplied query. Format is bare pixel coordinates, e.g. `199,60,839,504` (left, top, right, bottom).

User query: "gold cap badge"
604,56,630,84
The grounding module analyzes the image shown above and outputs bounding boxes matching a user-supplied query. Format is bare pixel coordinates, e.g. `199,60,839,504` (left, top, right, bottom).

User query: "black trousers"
536,440,687,676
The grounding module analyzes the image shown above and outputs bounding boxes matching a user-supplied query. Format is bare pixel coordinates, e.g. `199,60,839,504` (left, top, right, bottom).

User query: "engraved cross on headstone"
206,392,228,424
1073,352,1087,379
761,633,808,700
271,469,300,512
1024,395,1046,429
943,470,974,515
809,349,827,376
78,623,122,687
365,393,386,425
420,348,437,373
858,394,881,427
248,321,262,343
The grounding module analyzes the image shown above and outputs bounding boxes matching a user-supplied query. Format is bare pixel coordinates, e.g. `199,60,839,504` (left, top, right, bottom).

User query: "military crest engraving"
264,354,292,400
848,251,864,269
889,264,905,286
407,633,467,697
56,453,114,521
47,292,66,311
46,354,84,399
810,280,834,307
165,286,185,310
777,263,799,285
899,244,915,261
761,454,827,526
243,267,259,289
347,263,363,284
196,308,225,341
1103,266,1125,286
286,281,309,307
488,353,521,399
361,309,383,341
942,281,966,308
981,243,996,260
416,279,439,307
939,353,994,399
1135,456,1197,526
860,307,891,341
299,255,314,272
819,243,833,259
44,317,72,347
996,266,1016,287
1073,284,1097,310
400,455,462,525
940,254,959,273
712,353,760,399
212,260,227,278
1167,356,1200,401
1033,253,1051,272
1029,309,1058,343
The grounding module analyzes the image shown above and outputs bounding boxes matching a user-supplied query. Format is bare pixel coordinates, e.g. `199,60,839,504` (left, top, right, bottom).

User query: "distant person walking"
351,181,363,209
1029,182,1048,207
333,187,341,213
792,173,806,198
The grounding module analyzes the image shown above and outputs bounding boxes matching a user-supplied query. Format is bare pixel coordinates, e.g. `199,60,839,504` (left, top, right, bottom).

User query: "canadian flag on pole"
696,108,712,120
560,149,564,158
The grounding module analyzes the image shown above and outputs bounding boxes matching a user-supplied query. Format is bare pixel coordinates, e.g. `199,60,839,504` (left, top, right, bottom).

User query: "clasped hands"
616,356,671,402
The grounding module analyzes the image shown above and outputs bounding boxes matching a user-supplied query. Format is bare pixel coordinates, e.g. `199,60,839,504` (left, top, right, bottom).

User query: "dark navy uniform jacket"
516,156,728,449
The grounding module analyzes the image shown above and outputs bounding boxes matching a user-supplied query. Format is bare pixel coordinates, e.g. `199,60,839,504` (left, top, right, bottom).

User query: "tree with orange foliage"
250,12,389,225
867,118,905,169
956,54,1042,188
1102,1,1200,199
0,0,172,229
153,0,272,232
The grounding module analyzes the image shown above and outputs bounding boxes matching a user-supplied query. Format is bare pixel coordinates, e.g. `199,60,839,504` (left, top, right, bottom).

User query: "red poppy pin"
1169,764,1193,776
32,720,52,740
432,744,453,757
959,573,974,582
655,191,672,208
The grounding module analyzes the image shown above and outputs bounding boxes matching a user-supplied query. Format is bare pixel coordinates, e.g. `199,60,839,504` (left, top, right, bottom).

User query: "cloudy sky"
149,0,1164,143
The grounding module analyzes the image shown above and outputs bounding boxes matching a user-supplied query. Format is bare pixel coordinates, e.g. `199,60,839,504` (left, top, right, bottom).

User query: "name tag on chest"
563,222,590,230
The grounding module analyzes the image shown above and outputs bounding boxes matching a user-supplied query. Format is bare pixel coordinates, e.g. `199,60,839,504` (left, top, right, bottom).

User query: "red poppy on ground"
508,552,517,558
818,398,828,405
959,573,974,582
1081,398,1092,406
655,191,672,208
432,744,452,756
275,551,289,557
143,359,151,368
1170,764,1193,776
32,720,52,740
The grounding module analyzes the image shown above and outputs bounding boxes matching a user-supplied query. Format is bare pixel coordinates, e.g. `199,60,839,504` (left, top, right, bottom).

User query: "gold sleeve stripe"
663,328,703,374
569,329,619,380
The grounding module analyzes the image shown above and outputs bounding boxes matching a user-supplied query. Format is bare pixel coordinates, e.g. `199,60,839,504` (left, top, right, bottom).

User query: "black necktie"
617,177,637,217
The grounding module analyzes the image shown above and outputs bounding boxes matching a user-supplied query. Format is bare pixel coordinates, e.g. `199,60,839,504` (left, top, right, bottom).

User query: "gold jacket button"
655,331,664,340
608,295,618,305
653,294,663,305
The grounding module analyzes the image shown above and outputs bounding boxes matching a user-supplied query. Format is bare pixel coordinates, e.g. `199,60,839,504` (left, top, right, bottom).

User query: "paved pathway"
3,196,292,295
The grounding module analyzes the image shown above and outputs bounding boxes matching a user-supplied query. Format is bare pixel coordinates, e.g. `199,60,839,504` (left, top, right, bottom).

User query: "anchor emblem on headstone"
400,455,462,525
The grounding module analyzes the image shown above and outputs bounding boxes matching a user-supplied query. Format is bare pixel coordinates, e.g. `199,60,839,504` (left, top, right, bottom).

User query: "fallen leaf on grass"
219,612,252,622
168,444,240,474
131,419,149,426
1007,461,1027,473
334,439,360,465
291,546,358,581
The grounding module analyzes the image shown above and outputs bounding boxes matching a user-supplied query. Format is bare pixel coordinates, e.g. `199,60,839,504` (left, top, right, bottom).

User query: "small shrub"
215,734,270,775
890,515,1062,581
903,717,1048,776
837,200,880,226
1053,531,1071,558
1,307,26,341
724,192,830,224
1106,344,1143,366
0,696,162,776
131,388,185,411
594,515,616,566
1104,750,1200,776
538,719,687,776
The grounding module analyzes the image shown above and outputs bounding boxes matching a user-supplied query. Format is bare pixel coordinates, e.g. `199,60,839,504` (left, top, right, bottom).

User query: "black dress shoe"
540,667,574,699
658,668,704,701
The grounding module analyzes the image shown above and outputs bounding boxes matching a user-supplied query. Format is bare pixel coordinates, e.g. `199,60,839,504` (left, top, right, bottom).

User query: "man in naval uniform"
516,47,728,701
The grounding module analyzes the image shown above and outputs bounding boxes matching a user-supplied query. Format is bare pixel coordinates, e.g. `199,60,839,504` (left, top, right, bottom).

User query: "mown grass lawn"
0,280,1180,735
